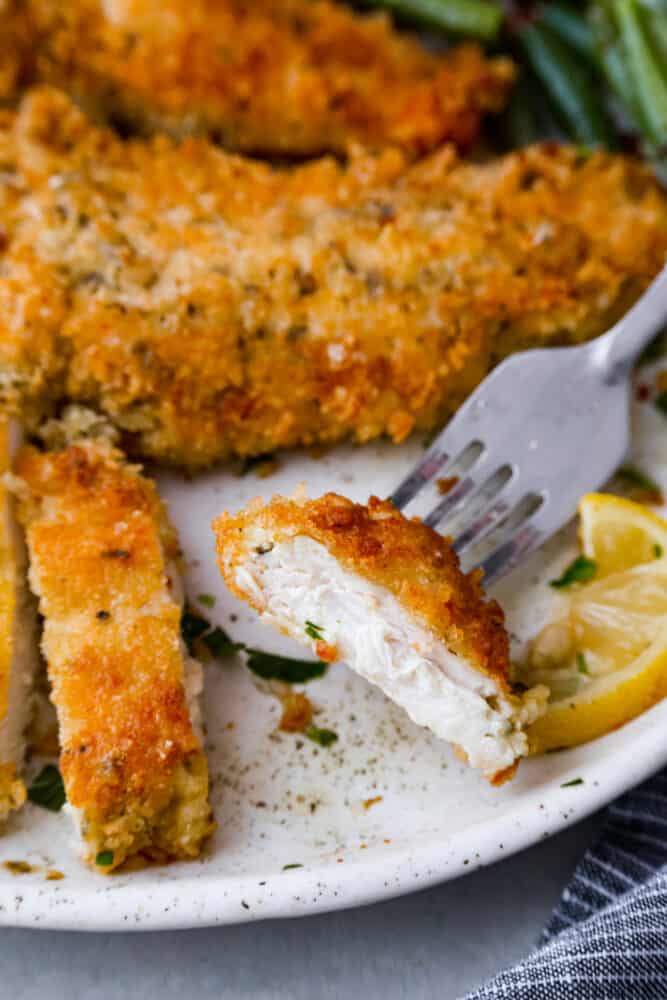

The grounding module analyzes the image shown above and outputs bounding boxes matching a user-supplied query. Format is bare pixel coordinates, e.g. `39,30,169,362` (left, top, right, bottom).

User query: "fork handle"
593,265,667,382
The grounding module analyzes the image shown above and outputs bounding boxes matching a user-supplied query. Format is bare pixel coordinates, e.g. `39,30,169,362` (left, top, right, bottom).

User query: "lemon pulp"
524,494,667,753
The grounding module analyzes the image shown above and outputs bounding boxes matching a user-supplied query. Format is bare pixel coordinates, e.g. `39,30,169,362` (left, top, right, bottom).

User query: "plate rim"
2,699,666,932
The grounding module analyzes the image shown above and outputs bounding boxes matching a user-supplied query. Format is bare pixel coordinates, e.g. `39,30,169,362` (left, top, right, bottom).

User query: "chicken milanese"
0,418,39,825
0,0,514,158
2,89,667,470
13,427,214,870
215,492,548,781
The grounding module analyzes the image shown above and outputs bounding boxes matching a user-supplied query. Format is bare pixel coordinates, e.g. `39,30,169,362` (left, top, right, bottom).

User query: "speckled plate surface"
0,386,665,931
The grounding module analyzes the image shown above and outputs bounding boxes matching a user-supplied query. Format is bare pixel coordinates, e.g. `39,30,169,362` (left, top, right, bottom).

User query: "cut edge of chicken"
220,529,547,782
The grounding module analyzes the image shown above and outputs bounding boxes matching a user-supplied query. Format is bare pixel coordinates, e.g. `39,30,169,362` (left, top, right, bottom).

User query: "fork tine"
452,481,539,556
390,446,450,510
474,521,545,588
472,491,560,585
422,474,480,528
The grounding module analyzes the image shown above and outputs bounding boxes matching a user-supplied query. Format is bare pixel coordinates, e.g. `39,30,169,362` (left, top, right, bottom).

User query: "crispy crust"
214,493,511,688
4,0,514,157
1,90,667,468
0,418,29,823
0,421,14,734
14,439,214,870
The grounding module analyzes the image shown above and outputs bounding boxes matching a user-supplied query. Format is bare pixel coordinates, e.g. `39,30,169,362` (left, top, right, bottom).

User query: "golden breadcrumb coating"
1,89,667,469
216,493,510,687
214,493,548,782
3,0,514,157
0,417,37,826
14,437,214,870
0,2,32,105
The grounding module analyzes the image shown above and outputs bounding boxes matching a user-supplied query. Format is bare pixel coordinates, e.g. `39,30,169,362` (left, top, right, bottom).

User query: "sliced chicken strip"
0,418,40,826
13,432,215,870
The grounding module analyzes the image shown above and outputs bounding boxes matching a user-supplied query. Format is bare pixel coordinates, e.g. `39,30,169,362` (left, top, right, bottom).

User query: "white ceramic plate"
0,388,665,931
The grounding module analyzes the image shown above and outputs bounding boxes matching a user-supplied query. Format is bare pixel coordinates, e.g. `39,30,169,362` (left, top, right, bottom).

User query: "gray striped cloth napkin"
464,769,667,999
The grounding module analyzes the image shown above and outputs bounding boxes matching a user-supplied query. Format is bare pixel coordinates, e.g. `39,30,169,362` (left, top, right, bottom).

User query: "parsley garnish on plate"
180,607,327,683
576,652,590,675
655,391,667,418
197,594,216,608
654,544,664,559
561,778,584,788
246,650,327,684
550,556,597,589
306,725,338,748
180,609,211,654
204,627,244,659
304,620,324,641
27,764,66,812
282,863,303,871
95,851,114,866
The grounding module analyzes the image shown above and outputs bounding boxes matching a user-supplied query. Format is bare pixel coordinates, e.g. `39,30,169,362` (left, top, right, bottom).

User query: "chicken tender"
13,432,215,870
4,0,513,157
1,89,667,469
0,418,39,825
214,493,548,781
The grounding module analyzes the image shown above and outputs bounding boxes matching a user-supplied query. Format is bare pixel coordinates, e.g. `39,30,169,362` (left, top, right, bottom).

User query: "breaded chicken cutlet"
0,418,39,825
1,0,513,157
215,493,547,781
1,89,667,469
13,432,215,870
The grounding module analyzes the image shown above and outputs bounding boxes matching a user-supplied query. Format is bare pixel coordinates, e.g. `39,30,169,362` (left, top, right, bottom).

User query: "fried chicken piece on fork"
215,493,548,782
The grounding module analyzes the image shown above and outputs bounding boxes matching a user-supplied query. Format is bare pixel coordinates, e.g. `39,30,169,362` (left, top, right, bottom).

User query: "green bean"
505,73,544,147
590,4,643,122
503,69,565,148
365,0,502,40
540,3,597,59
518,22,616,147
613,0,667,147
643,4,667,69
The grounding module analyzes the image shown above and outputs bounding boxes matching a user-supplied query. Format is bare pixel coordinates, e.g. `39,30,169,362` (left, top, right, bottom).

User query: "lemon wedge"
525,493,667,754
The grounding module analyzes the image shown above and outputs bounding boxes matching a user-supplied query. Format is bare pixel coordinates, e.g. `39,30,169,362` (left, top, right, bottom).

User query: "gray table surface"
0,813,601,1000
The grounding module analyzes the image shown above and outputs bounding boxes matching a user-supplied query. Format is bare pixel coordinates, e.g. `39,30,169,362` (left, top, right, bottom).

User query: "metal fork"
391,267,667,587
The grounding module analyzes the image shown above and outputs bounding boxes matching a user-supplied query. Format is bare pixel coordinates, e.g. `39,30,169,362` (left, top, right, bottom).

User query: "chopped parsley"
550,556,597,589
304,620,324,641
560,778,584,788
576,652,590,676
655,391,667,418
180,609,211,655
27,764,66,812
246,650,327,684
654,544,664,559
282,863,303,871
182,609,328,682
306,725,338,748
204,627,244,659
197,594,216,608
95,851,114,866
616,465,663,502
